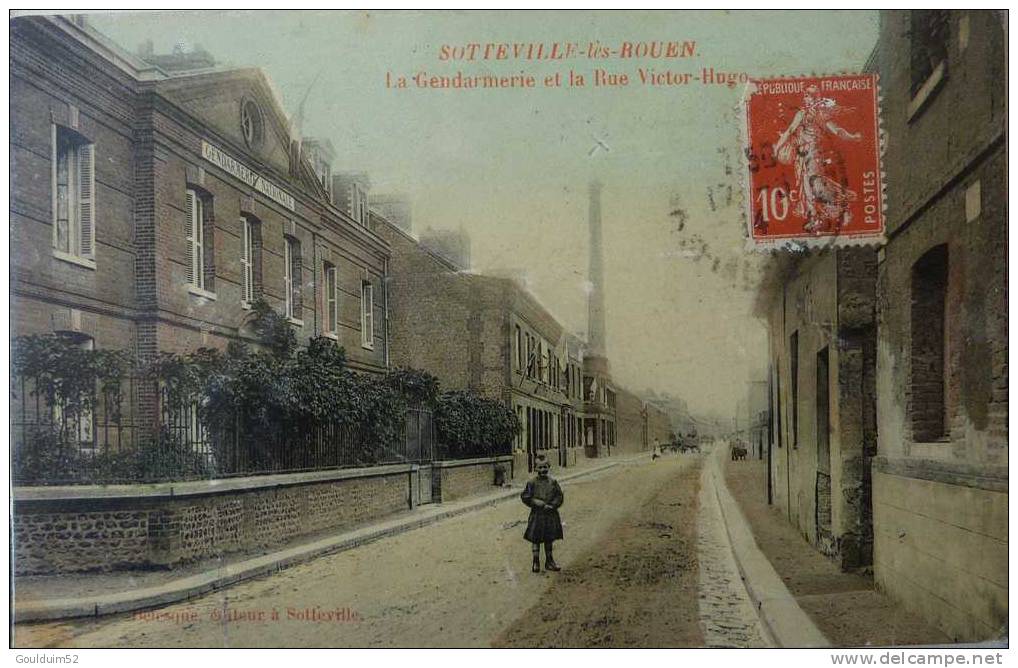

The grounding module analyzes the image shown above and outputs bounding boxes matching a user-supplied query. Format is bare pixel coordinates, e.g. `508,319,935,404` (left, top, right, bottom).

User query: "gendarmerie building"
11,16,389,374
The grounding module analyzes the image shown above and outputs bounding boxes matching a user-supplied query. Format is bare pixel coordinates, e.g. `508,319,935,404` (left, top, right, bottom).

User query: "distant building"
370,193,413,234
374,212,586,472
301,138,335,200
332,172,372,228
616,389,671,453
137,39,216,71
743,379,768,460
419,227,471,271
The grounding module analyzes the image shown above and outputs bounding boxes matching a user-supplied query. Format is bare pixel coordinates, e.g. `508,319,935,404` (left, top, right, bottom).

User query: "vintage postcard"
7,8,1008,657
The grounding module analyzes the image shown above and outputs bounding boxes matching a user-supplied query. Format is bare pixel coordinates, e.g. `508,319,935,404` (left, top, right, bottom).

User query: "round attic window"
240,99,264,150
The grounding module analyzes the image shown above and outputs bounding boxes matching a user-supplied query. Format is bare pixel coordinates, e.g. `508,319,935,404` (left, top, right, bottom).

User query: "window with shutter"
291,238,302,317
77,143,95,258
361,281,374,349
284,237,293,318
325,263,338,335
186,189,204,290
241,217,254,305
52,125,96,266
283,235,303,321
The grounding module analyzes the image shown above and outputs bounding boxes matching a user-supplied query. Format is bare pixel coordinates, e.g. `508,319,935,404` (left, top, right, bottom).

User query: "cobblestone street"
15,453,778,648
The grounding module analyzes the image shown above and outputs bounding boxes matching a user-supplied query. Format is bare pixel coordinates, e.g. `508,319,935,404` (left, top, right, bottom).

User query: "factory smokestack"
587,179,607,359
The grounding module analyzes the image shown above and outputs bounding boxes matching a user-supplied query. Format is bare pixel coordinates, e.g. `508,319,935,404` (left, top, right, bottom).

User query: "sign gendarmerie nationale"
201,140,296,211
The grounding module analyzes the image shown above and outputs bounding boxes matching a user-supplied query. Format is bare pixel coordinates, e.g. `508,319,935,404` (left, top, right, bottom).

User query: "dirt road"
15,456,705,648
495,458,702,647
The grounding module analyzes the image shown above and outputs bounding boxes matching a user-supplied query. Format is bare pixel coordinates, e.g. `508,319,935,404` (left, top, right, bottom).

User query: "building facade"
869,10,1006,641
375,214,591,472
757,248,879,569
11,16,390,387
757,10,1006,641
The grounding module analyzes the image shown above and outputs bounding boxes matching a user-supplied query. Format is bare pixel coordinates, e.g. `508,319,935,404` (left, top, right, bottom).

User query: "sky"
88,10,878,419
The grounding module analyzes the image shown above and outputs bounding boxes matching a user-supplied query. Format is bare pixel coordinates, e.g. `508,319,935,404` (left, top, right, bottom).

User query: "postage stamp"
742,73,884,248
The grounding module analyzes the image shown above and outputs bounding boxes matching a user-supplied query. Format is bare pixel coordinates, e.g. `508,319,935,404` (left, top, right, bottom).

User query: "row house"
757,10,1006,642
10,15,391,437
374,209,600,473
870,10,1006,641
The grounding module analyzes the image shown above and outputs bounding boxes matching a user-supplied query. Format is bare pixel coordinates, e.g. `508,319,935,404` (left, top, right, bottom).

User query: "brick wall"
10,15,389,378
614,386,646,453
871,11,1006,640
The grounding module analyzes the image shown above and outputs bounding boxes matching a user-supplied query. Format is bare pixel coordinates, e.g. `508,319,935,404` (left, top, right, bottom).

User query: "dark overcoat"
521,476,564,544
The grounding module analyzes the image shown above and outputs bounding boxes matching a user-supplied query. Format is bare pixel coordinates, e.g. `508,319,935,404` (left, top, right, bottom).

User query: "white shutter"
241,218,252,303
51,124,58,250
77,143,95,259
326,266,338,333
185,190,196,287
361,283,373,346
283,238,293,317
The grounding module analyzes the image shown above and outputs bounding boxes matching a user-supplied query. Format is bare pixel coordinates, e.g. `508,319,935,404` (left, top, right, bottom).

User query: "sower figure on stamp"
773,83,862,233
521,454,564,573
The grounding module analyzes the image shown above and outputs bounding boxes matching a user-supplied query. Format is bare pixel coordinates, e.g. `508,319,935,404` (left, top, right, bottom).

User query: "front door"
815,347,833,550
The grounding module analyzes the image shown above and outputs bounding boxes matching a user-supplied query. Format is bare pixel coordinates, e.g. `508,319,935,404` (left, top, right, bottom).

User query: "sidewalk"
15,452,648,623
722,457,951,647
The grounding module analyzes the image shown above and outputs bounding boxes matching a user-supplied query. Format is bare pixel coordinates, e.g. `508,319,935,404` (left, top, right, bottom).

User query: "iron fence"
11,374,437,486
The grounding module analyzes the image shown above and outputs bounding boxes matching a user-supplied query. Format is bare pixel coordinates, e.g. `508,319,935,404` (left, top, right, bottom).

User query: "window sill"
52,250,96,271
241,301,252,311
288,317,304,327
323,332,339,341
361,342,375,351
188,286,217,301
907,60,946,122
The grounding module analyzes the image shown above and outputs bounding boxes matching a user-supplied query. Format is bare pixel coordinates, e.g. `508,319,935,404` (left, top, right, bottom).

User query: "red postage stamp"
742,73,884,247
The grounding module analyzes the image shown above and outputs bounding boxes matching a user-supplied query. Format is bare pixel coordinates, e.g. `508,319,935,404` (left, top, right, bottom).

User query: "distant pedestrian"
652,438,661,460
520,454,564,573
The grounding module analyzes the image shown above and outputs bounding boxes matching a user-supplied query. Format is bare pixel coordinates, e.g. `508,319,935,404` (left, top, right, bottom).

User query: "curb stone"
706,446,831,648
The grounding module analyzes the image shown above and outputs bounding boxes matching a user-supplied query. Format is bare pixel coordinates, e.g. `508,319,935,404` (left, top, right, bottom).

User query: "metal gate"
405,408,435,504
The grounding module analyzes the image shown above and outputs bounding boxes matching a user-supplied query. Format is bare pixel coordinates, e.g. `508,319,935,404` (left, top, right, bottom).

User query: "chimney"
587,179,607,359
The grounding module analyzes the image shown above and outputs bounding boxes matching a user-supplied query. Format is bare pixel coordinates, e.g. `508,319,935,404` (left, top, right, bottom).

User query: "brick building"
868,10,1006,641
10,15,389,386
756,11,1006,641
615,388,672,454
375,211,595,472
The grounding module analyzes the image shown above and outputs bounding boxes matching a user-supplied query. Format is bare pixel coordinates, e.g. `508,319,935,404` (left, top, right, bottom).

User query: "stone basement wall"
14,458,517,575
434,456,514,503
14,465,414,575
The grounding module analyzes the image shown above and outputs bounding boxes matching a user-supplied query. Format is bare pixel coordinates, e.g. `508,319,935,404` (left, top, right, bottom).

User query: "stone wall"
15,510,151,574
13,458,519,575
761,247,878,569
873,467,1007,641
